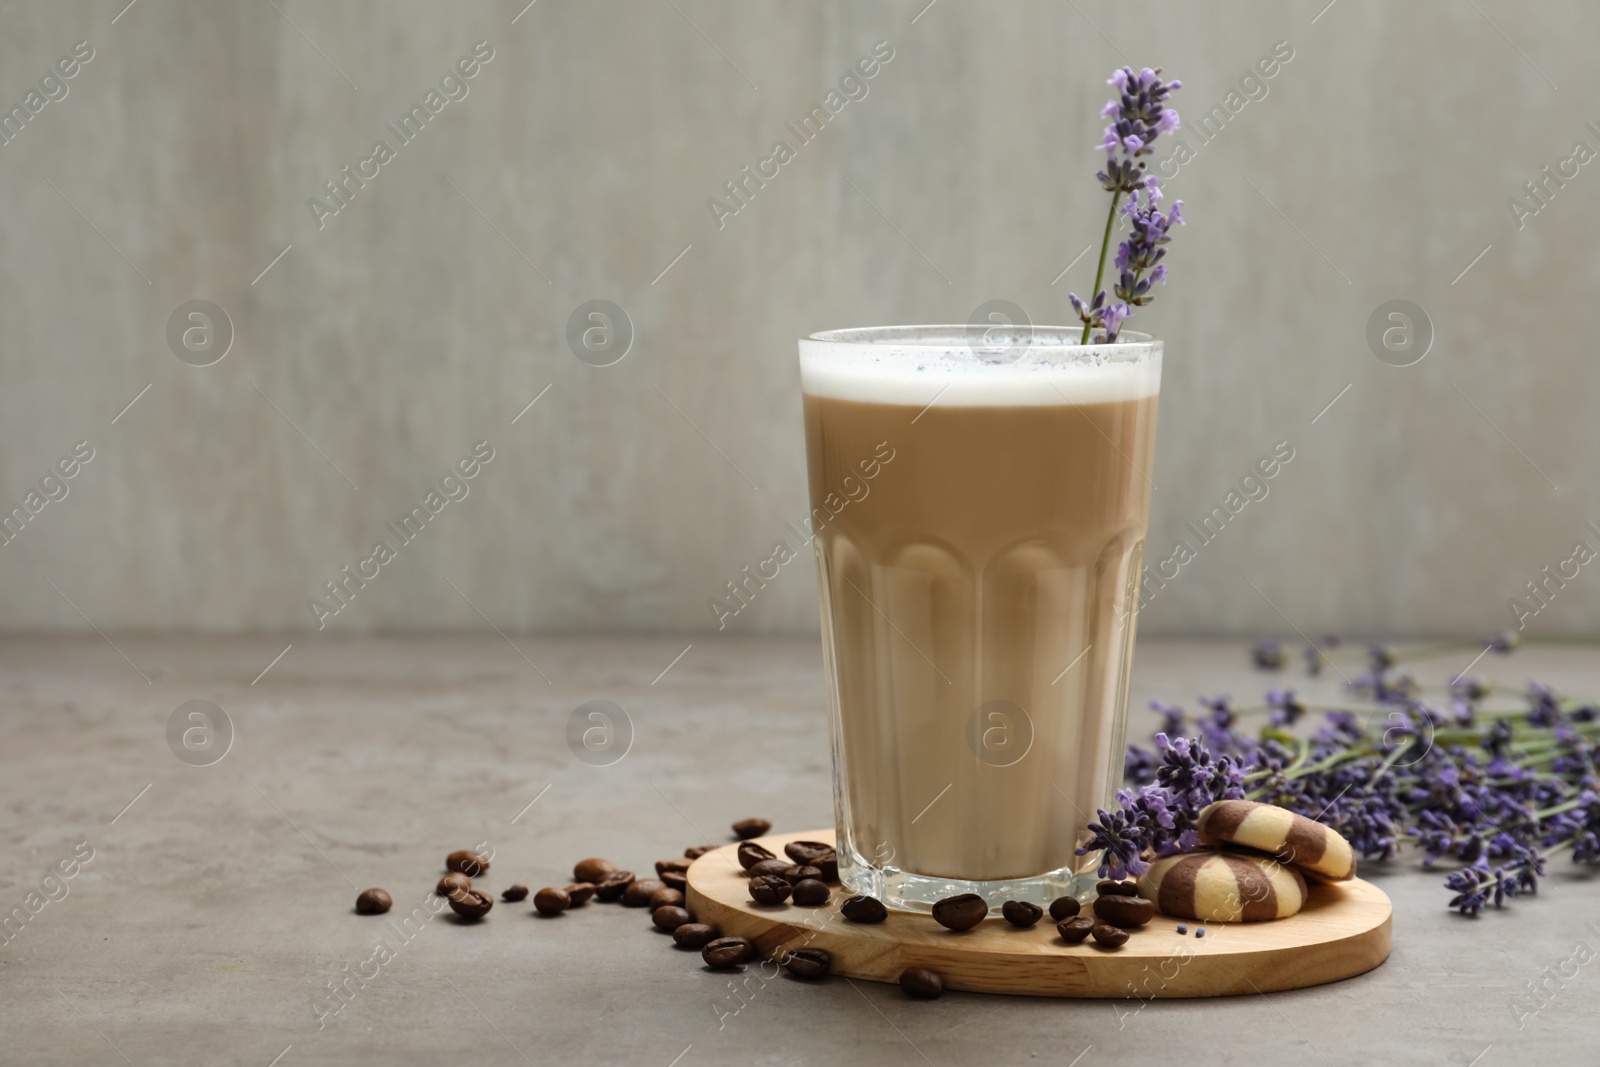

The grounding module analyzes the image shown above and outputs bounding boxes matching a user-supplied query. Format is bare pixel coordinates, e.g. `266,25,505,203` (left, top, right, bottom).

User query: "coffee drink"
800,327,1161,902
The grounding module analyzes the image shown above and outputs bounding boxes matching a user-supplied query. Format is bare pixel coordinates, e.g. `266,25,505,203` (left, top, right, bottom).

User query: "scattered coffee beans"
732,818,771,840
792,879,830,907
784,841,832,866
501,885,529,903
1091,923,1129,948
701,936,754,969
355,888,392,915
594,871,635,901
1047,896,1081,921
748,874,792,905
736,842,776,870
650,887,685,911
785,841,838,882
446,850,490,877
1057,916,1096,943
782,947,831,979
565,882,597,906
1097,879,1139,897
1093,894,1154,929
673,923,719,949
655,858,692,878
622,878,665,907
574,858,618,884
652,905,693,931
899,967,944,999
1001,900,1043,928
437,873,472,898
749,859,791,880
660,870,688,892
931,894,988,932
449,889,494,920
533,887,571,916
840,895,887,924
684,844,718,859
783,865,822,886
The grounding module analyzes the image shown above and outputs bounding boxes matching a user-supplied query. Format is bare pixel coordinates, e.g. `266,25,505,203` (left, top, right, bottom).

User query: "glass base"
838,838,1101,913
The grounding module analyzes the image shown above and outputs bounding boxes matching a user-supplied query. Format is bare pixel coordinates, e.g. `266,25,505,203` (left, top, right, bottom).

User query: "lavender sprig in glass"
1070,66,1184,344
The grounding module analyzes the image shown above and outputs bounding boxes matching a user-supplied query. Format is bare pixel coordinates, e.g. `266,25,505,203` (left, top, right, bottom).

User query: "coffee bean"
593,871,635,901
1001,900,1042,928
749,859,791,880
899,967,944,999
655,858,692,878
931,894,988,932
446,850,490,877
784,841,838,881
1092,923,1129,947
793,883,832,908
533,887,570,916
1047,896,1081,921
661,870,687,892
501,885,529,903
684,845,718,859
732,818,771,840
792,879,830,907
650,887,685,911
652,905,693,931
564,882,597,906
737,842,776,871
1097,879,1139,897
622,878,665,907
782,947,831,979
1057,916,1095,943
355,888,392,915
702,936,754,969
437,873,472,898
449,889,494,920
840,895,887,924
783,865,823,886
1093,894,1154,929
748,874,792,905
673,923,719,948
573,858,618,884
784,840,832,866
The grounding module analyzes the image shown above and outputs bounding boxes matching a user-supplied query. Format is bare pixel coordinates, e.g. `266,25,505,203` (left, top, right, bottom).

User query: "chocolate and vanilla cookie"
1137,849,1309,923
1196,799,1356,881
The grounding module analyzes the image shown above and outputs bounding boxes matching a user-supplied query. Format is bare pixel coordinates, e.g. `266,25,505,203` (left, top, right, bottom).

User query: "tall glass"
798,325,1161,911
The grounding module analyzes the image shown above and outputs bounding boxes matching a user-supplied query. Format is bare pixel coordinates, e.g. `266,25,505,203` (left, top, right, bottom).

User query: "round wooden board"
687,829,1391,998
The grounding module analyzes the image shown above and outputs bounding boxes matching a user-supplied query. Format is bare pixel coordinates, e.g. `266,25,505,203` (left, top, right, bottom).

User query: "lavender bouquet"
1082,633,1600,916
1070,66,1185,344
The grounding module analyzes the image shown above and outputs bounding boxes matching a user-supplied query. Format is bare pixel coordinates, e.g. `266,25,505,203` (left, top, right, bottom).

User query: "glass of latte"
798,324,1161,911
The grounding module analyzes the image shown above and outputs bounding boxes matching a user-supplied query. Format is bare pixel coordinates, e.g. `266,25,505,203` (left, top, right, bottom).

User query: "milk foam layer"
799,326,1161,407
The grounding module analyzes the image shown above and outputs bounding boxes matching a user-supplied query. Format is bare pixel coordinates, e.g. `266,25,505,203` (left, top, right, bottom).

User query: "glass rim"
800,324,1158,352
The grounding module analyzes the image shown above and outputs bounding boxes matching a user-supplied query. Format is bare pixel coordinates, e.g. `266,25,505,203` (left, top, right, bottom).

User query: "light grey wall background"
1,0,1596,638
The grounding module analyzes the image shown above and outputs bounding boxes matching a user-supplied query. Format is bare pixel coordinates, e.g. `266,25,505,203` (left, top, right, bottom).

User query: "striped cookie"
1137,849,1309,923
1196,800,1357,881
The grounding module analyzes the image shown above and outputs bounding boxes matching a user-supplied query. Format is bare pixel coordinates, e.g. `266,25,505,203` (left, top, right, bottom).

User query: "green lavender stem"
1079,189,1122,344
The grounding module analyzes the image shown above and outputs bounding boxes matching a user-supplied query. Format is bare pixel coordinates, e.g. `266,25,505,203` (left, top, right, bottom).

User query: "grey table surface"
1,634,1595,1066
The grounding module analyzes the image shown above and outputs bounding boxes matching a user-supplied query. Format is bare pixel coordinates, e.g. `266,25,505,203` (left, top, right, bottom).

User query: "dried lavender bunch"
1070,66,1184,344
1082,635,1600,916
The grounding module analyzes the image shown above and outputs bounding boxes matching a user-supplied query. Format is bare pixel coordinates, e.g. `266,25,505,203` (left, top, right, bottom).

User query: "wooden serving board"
686,829,1391,998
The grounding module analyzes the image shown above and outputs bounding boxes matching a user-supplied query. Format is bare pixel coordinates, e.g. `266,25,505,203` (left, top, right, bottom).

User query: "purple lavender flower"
1252,638,1285,671
1150,699,1186,737
1071,66,1183,344
1266,688,1307,727
1076,805,1151,880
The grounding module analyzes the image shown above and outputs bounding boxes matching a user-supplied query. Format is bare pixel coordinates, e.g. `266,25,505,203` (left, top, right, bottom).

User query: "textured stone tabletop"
1,635,1595,1066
